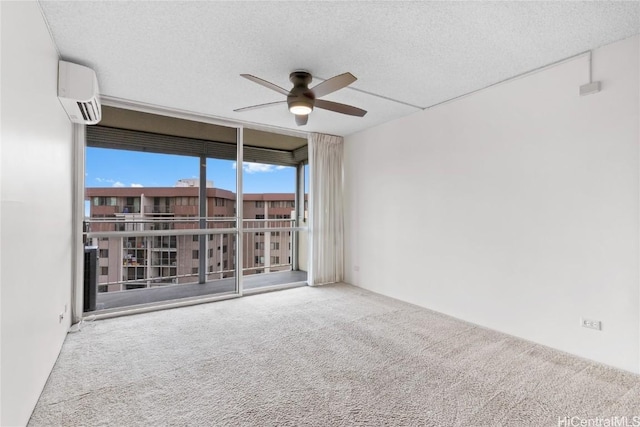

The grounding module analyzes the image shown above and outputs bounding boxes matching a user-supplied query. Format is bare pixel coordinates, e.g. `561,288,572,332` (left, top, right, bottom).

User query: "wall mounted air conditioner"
58,60,102,125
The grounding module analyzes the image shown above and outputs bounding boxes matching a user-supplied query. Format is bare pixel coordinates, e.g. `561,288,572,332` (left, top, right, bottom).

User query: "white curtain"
309,132,344,285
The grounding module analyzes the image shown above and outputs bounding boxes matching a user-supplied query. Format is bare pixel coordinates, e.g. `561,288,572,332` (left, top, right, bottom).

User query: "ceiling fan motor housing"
287,71,314,113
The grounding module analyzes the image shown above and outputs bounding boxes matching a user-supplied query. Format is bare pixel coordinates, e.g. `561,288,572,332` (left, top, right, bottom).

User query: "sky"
86,147,306,194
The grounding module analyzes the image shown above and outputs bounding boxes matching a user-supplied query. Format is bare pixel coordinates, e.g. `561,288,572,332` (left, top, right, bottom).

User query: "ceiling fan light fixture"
288,100,313,115
237,71,366,126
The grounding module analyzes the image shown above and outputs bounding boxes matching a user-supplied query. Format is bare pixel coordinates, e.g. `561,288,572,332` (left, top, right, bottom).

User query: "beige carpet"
29,283,640,426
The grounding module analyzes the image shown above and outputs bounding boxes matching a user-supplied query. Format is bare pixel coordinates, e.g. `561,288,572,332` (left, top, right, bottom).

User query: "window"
156,236,177,248
215,198,225,207
255,242,264,250
271,231,280,237
192,267,198,274
208,248,213,257
93,197,117,206
269,200,294,208
100,266,108,275
255,214,265,219
127,267,145,280
255,256,264,265
208,266,213,273
175,196,197,206
123,197,140,212
193,235,199,242
209,234,214,240
255,201,264,208
270,242,280,250
223,260,228,269
271,256,280,264
192,250,199,259
222,245,227,253
99,249,108,257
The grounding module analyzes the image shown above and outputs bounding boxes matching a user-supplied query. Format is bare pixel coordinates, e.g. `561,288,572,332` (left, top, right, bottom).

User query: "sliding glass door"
81,106,308,315
241,161,307,292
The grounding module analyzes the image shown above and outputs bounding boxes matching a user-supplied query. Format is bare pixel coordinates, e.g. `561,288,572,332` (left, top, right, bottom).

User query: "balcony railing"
115,205,141,214
146,205,174,214
241,219,295,274
84,217,303,295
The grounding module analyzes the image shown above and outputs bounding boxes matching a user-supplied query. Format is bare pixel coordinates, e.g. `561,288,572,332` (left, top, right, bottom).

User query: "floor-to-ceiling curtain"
309,132,344,285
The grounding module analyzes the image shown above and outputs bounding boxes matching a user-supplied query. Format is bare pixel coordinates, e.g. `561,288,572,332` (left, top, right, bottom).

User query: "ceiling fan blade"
311,72,357,98
240,74,290,96
315,99,367,117
234,100,286,113
295,114,308,126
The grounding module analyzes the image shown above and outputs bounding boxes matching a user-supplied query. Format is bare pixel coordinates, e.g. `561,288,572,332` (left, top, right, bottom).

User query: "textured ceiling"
39,1,639,137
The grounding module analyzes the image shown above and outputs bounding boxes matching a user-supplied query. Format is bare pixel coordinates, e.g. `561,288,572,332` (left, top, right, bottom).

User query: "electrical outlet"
581,318,602,331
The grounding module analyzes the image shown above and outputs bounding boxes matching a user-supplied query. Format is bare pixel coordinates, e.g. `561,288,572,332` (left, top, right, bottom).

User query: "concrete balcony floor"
93,270,307,312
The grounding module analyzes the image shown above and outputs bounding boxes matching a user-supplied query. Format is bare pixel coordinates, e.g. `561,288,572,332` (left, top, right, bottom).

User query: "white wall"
1,2,74,425
344,36,640,373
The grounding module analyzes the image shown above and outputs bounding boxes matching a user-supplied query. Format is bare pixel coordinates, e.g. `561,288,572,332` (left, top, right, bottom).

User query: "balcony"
85,217,308,313
95,270,307,310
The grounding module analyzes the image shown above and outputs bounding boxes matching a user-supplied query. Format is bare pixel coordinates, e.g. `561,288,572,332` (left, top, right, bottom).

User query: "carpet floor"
29,283,640,426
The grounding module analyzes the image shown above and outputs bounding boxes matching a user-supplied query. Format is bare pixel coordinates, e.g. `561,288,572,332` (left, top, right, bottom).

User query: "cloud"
95,177,115,183
232,162,289,174
96,177,142,187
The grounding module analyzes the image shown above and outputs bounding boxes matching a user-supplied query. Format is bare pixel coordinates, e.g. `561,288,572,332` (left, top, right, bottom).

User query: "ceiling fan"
234,71,367,126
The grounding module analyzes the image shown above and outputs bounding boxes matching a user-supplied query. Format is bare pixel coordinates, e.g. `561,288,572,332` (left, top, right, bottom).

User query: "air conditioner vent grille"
77,100,101,123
